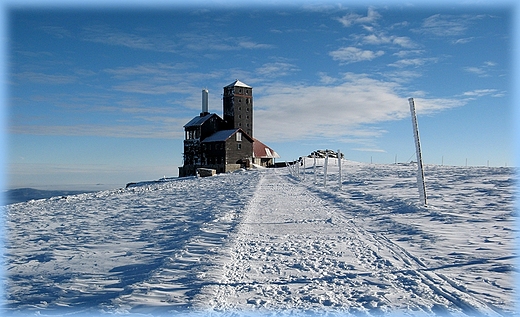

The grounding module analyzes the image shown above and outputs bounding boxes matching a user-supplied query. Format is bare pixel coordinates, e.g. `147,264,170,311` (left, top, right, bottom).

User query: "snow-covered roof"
203,128,254,143
253,138,280,158
202,129,237,142
184,113,217,128
201,129,253,143
225,79,252,89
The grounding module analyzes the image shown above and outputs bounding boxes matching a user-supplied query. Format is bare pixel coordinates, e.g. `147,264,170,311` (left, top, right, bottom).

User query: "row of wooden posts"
286,150,343,188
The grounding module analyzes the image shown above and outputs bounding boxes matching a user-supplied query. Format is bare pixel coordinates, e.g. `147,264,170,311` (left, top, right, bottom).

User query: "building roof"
253,138,280,158
202,128,253,143
184,113,218,128
225,79,252,89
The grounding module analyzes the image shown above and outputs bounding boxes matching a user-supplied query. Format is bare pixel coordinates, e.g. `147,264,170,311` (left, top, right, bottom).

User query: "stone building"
179,80,279,177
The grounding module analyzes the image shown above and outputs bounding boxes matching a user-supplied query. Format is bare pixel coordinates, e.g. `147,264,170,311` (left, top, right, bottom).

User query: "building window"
237,144,242,150
236,132,242,141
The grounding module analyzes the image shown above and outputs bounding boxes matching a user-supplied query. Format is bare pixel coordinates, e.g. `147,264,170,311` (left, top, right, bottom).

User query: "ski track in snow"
2,161,517,316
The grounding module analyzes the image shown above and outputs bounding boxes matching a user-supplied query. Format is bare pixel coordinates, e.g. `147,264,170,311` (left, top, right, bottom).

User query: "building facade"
179,80,278,177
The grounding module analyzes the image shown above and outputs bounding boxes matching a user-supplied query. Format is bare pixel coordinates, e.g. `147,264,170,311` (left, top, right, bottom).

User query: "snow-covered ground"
2,159,517,316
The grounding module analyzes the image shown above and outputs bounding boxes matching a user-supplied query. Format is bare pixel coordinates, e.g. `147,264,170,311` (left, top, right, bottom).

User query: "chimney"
201,88,209,116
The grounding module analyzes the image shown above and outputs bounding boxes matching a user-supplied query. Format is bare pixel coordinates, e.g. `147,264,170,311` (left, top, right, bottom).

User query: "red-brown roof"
253,138,280,158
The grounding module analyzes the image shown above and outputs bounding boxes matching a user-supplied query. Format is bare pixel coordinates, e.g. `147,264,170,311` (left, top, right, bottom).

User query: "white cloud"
461,89,505,98
39,26,73,39
82,25,176,52
318,72,338,85
10,123,186,139
329,47,384,63
464,66,486,76
463,61,497,77
253,73,466,143
362,33,416,48
453,37,475,44
14,71,78,84
393,50,425,58
388,57,438,68
238,41,274,49
421,14,469,37
419,14,485,38
335,8,381,27
256,62,299,77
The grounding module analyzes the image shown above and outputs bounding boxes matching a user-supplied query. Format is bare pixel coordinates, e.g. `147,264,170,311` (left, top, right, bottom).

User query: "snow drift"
2,160,517,316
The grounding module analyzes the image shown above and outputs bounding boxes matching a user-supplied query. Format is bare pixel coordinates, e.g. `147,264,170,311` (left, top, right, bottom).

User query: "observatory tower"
223,79,253,137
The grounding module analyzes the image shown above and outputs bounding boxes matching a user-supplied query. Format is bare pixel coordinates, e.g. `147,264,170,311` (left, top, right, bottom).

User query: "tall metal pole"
408,98,427,206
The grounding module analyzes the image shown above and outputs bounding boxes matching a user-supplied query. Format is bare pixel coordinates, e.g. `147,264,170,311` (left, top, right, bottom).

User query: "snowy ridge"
3,161,517,316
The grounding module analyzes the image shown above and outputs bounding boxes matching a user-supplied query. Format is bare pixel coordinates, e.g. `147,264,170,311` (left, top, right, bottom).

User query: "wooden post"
324,152,329,187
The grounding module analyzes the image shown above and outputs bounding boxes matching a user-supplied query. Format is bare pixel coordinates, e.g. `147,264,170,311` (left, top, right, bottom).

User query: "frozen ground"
2,159,517,316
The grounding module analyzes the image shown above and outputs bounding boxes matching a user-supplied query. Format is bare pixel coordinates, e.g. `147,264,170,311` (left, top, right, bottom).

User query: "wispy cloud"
329,47,384,64
254,73,466,143
39,26,73,39
82,25,177,53
14,71,78,84
10,122,186,139
461,89,505,98
388,57,438,68
421,14,469,37
393,50,425,58
102,63,224,96
463,61,497,77
419,14,486,39
180,31,273,52
238,41,274,49
335,8,381,27
361,32,416,48
256,62,299,77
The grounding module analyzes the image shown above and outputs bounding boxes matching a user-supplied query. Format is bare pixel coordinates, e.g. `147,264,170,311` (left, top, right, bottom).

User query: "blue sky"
4,2,516,189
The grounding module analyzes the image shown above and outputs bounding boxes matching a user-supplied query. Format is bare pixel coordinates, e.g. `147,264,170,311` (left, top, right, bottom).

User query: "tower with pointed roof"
223,79,253,137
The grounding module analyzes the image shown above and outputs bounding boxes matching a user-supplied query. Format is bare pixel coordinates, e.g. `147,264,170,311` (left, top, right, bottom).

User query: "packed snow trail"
194,169,511,316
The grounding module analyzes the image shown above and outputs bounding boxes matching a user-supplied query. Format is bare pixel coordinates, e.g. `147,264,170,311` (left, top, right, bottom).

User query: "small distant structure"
308,149,344,159
179,80,279,177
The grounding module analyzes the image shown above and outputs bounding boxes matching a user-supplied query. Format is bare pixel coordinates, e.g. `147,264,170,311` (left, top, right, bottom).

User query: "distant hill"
3,188,94,205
